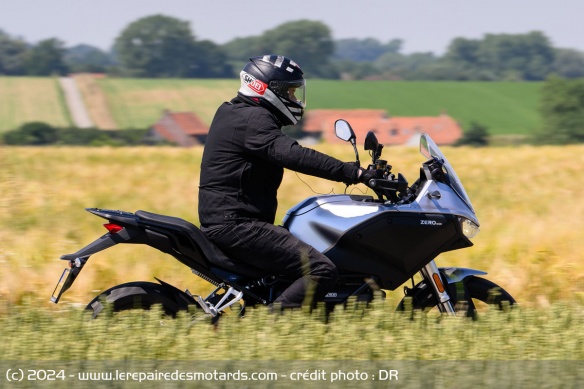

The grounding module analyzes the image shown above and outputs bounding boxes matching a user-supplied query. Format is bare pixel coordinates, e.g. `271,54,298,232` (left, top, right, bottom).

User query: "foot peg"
194,286,243,317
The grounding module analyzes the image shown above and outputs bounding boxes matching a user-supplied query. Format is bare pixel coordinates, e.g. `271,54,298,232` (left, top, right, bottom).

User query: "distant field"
97,78,542,135
0,76,542,135
0,77,71,132
309,81,542,135
97,78,239,129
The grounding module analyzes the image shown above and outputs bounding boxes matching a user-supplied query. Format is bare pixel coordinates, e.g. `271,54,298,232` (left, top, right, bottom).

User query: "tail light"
103,223,123,234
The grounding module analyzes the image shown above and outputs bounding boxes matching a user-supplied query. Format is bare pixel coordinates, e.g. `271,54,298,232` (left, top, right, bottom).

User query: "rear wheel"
397,276,516,316
86,281,192,319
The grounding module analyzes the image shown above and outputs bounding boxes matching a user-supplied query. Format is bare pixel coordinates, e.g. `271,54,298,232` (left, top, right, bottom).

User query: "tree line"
2,15,584,80
1,122,155,146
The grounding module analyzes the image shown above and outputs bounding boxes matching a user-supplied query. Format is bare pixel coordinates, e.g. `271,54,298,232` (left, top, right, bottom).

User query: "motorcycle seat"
135,210,264,279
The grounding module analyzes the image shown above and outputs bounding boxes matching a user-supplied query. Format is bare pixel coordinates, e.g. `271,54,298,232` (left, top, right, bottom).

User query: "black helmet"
238,55,306,125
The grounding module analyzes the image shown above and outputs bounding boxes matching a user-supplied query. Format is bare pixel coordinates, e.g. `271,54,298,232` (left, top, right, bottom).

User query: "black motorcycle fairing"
323,212,472,290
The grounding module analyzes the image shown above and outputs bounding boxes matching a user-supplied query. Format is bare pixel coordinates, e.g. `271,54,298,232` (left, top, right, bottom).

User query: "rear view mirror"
334,119,360,167
364,131,383,163
335,119,355,142
364,131,379,151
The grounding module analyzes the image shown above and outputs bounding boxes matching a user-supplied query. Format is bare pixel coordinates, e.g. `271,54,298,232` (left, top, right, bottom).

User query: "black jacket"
198,96,359,226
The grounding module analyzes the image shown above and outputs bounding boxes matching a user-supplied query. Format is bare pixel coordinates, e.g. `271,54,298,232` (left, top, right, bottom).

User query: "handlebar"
362,170,409,203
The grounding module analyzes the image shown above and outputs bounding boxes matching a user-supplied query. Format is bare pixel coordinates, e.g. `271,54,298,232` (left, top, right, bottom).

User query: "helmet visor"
270,79,306,107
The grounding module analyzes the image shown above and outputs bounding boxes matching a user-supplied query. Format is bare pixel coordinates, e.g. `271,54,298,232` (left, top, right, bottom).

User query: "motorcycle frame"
51,128,491,317
50,207,488,317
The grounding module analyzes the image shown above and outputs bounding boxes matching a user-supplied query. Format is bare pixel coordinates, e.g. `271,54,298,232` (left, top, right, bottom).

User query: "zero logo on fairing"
420,220,442,226
243,73,267,95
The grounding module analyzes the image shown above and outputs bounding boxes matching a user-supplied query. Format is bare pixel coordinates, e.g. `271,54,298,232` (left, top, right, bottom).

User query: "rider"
198,55,372,308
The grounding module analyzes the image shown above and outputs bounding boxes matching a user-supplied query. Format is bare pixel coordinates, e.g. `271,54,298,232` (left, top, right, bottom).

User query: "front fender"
440,267,487,284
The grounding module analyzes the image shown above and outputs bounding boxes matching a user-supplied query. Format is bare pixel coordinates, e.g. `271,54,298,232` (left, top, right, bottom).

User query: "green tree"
374,52,440,80
334,38,402,62
373,52,409,77
189,40,232,78
455,122,490,147
222,36,263,73
552,48,584,79
3,122,58,145
336,60,380,80
477,31,555,80
536,76,584,144
442,32,556,81
0,30,29,75
445,37,481,66
256,20,337,78
114,14,199,77
64,44,116,73
24,38,69,76
114,15,231,78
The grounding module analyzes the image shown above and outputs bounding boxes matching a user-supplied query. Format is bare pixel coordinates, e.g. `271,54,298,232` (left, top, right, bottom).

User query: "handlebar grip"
368,179,397,191
369,175,409,193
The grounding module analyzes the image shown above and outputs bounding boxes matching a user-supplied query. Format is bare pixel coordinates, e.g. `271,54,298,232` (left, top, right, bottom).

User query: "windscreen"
420,134,475,213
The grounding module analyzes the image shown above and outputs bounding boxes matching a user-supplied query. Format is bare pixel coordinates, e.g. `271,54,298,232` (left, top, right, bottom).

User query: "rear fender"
153,277,197,308
87,279,196,318
52,209,144,303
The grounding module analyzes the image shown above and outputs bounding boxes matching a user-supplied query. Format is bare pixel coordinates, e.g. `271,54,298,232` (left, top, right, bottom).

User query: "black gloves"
358,167,382,184
344,163,382,186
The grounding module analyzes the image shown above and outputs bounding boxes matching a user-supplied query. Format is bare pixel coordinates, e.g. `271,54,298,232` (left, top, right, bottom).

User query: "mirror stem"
351,139,360,167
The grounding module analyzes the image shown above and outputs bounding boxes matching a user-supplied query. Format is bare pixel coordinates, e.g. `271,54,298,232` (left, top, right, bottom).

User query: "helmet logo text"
242,73,266,95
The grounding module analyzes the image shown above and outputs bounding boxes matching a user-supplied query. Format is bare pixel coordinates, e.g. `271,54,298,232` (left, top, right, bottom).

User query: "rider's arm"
244,110,360,184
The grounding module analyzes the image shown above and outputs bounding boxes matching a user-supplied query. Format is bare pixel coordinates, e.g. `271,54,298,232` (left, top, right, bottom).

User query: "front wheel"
86,281,194,319
397,276,516,316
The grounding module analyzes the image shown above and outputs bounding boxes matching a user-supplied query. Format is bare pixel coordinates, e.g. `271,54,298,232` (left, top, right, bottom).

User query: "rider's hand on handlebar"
358,167,382,184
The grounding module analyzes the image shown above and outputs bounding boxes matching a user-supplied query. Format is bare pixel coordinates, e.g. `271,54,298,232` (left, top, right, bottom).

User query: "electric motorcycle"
51,119,515,318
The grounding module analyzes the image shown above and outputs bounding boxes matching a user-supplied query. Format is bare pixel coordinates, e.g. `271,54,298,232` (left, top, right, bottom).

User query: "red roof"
166,112,208,135
302,110,463,146
150,110,209,147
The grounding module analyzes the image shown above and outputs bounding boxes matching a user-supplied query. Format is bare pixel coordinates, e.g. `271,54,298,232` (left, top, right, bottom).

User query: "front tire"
397,276,516,316
86,281,192,319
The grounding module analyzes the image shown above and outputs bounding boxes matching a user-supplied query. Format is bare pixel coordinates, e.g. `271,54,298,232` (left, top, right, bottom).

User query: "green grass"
309,80,542,135
1,300,582,360
97,78,239,128
0,76,542,136
99,79,542,135
0,77,71,132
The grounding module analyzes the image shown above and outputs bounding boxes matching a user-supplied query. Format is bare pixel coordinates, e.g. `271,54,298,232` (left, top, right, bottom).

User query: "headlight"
460,218,480,239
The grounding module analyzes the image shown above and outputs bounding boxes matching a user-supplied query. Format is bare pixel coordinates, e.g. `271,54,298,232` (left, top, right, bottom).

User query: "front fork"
419,260,489,315
420,260,456,315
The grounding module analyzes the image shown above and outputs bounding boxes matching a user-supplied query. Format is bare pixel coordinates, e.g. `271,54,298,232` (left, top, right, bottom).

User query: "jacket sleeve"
244,110,360,184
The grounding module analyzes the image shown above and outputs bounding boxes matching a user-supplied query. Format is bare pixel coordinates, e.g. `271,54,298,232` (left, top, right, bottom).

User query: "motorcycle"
50,119,515,319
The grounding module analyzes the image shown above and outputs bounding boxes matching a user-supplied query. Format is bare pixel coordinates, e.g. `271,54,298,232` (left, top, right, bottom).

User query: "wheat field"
1,143,584,370
1,143,583,309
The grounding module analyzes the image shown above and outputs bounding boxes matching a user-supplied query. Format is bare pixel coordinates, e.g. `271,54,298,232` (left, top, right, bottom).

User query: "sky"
1,0,584,55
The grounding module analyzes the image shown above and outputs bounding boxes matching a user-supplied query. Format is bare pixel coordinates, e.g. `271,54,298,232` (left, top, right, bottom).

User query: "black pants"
201,221,338,308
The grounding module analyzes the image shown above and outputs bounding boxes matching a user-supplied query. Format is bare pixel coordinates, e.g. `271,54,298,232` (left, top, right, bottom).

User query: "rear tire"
397,276,516,316
86,281,189,319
